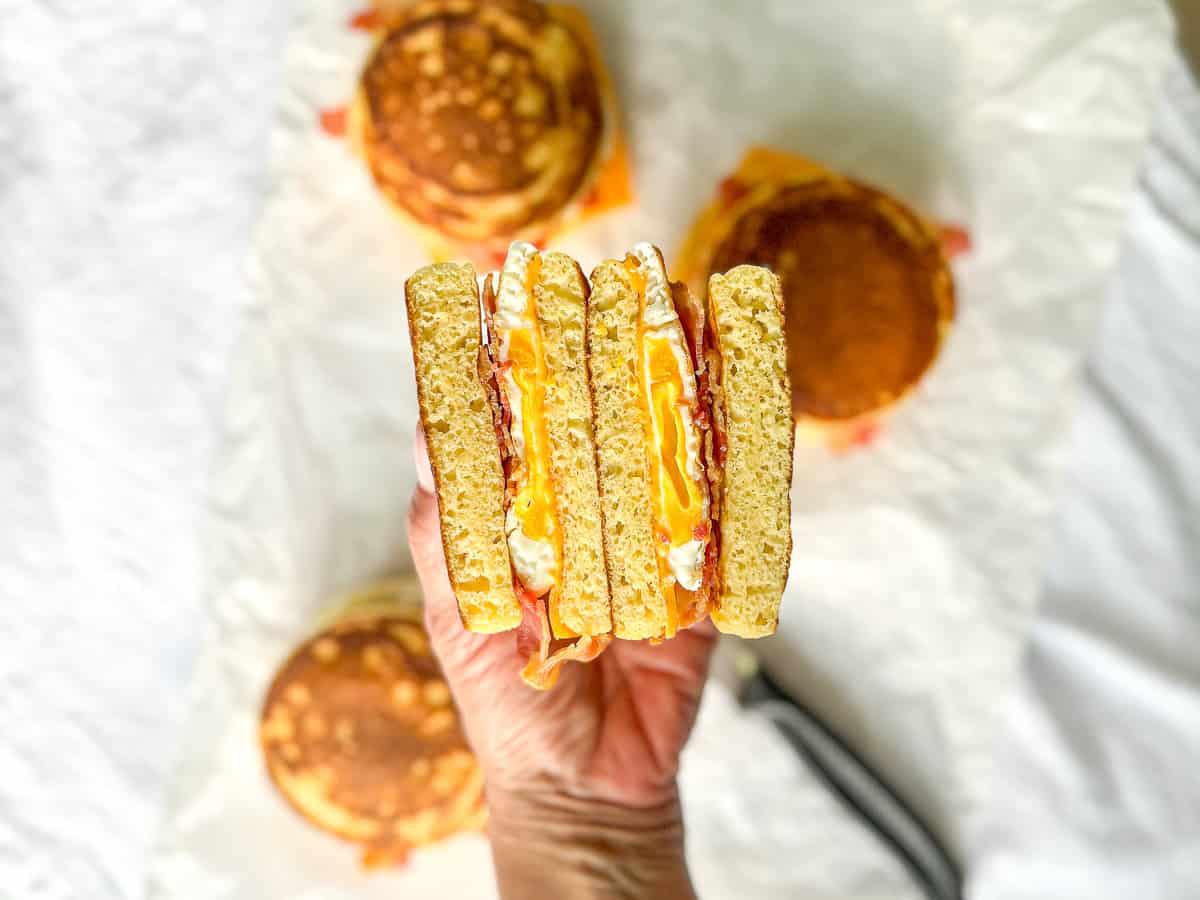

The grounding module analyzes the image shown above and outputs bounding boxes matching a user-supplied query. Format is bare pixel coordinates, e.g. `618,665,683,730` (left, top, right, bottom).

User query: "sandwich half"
406,250,612,689
587,246,793,640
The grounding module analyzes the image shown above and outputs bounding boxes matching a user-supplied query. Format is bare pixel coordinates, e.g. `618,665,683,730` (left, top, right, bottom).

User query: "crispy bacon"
697,299,726,623
514,584,546,660
701,525,720,599
670,279,720,631
704,347,728,471
670,282,705,373
480,276,518,484
517,587,611,690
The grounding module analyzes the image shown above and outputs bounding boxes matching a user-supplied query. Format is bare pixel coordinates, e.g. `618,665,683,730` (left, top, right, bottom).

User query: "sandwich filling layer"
627,243,710,635
494,241,561,597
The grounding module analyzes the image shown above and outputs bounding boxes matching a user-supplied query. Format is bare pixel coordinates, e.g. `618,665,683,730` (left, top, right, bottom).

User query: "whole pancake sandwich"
678,148,958,449
345,0,631,264
259,598,484,866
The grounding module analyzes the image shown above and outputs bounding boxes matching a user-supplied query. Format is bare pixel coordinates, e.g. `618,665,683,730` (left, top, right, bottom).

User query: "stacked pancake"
259,581,484,867
405,241,793,688
678,148,957,449
347,0,631,264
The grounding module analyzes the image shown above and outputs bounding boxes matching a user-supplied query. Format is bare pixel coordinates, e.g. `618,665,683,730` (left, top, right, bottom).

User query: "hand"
408,429,714,899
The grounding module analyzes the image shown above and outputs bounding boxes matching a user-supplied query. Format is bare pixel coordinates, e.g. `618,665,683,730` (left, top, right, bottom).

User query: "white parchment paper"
150,1,1174,896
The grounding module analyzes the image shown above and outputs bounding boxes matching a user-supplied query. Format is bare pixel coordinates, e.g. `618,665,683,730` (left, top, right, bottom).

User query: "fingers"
408,424,451,620
689,617,719,640
407,428,487,664
410,426,477,666
407,426,455,634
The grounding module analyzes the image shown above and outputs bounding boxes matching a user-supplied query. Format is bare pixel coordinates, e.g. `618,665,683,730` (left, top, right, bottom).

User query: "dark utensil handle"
750,671,963,900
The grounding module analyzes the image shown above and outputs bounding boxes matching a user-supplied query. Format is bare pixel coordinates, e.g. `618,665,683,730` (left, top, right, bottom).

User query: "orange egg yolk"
503,256,571,636
628,259,707,639
507,326,556,548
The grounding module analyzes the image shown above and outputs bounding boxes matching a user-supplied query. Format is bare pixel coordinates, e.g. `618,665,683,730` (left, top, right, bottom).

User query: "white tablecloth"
0,4,284,895
970,53,1200,900
1,3,1197,897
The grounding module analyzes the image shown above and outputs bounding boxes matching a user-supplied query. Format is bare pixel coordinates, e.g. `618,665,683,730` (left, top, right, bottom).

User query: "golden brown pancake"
353,0,607,246
260,612,484,867
709,179,954,422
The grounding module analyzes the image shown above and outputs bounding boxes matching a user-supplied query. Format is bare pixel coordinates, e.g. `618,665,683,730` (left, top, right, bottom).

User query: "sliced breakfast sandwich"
405,240,793,688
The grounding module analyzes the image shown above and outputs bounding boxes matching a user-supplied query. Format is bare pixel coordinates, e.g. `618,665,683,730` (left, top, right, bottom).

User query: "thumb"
406,428,473,647
407,427,444,584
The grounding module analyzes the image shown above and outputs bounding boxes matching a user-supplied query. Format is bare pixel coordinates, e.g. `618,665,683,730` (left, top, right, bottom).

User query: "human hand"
408,428,714,899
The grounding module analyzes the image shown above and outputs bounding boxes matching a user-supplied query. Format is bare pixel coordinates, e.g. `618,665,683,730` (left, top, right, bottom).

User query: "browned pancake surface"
360,0,604,241
710,182,952,421
259,615,484,865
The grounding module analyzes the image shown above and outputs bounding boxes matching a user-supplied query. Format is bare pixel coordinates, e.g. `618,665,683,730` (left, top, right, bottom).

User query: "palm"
411,484,715,809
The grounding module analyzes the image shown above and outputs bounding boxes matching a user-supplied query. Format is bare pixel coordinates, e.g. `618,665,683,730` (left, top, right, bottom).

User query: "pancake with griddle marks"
259,614,485,867
709,180,955,423
356,0,605,243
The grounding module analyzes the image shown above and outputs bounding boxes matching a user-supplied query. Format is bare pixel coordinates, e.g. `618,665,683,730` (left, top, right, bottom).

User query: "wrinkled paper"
150,0,1174,896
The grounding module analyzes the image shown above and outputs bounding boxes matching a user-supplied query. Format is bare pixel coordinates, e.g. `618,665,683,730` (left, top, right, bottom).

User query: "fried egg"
627,242,709,594
494,241,560,596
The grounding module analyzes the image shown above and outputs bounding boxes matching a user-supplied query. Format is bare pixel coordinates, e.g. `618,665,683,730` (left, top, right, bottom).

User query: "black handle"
745,668,964,900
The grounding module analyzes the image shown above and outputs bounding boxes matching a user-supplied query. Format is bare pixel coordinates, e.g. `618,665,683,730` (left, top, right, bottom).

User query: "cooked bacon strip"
480,276,518,483
697,310,727,623
671,282,705,373
516,586,611,690
668,280,719,631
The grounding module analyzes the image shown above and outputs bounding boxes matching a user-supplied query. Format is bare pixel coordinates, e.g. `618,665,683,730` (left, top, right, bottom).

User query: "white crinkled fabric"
1,1,1190,898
